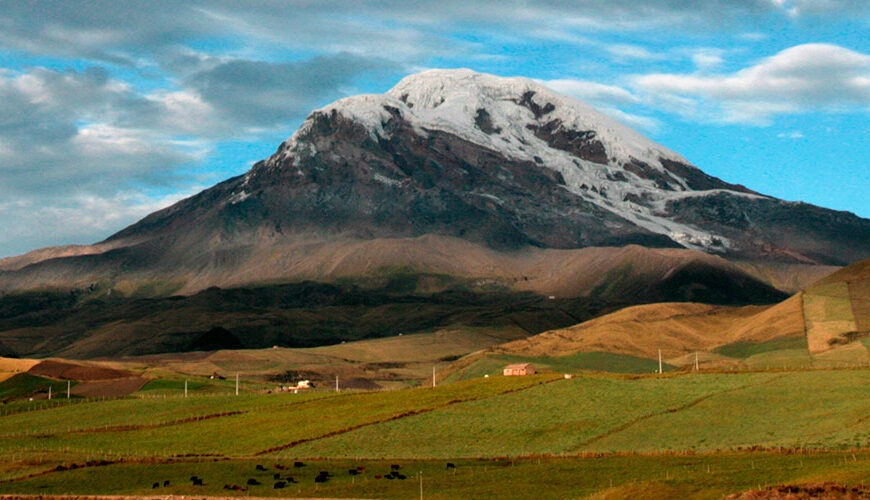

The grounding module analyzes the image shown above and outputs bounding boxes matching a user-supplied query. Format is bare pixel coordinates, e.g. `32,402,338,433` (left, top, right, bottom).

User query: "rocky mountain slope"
1,69,868,299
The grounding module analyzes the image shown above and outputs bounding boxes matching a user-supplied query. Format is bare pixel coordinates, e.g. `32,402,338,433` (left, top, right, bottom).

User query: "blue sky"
0,1,868,257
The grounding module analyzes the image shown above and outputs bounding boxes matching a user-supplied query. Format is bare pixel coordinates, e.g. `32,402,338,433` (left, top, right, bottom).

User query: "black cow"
348,469,360,475
163,480,170,487
294,461,306,468
255,464,267,471
247,478,261,486
274,481,286,489
391,464,401,470
447,462,456,469
152,483,159,489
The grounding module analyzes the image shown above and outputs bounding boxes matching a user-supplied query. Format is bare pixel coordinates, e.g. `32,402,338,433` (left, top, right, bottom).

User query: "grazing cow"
223,484,232,490
391,464,400,470
397,473,407,480
446,462,456,469
274,464,287,470
255,464,267,471
247,478,261,486
163,480,170,487
273,473,281,480
294,461,306,468
375,475,383,479
274,481,286,489
348,469,360,475
152,483,159,489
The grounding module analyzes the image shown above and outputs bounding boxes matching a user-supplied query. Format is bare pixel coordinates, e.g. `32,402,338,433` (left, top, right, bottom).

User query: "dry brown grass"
496,294,805,360
0,357,39,373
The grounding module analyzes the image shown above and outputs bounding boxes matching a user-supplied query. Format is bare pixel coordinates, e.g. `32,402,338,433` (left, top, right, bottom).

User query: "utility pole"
694,352,699,372
67,380,70,399
419,471,423,500
432,366,436,388
48,386,51,400
184,380,188,398
235,373,239,396
335,375,339,393
658,349,663,374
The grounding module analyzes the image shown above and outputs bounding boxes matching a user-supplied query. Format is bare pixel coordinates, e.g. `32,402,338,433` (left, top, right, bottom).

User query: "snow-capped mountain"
2,69,870,296
262,69,761,252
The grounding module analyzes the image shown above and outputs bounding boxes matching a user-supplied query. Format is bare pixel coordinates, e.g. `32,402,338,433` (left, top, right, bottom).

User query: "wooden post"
48,386,51,400
432,366,436,388
235,373,239,395
419,471,423,500
694,352,699,372
184,380,188,398
335,375,339,393
658,349,663,374
67,380,71,399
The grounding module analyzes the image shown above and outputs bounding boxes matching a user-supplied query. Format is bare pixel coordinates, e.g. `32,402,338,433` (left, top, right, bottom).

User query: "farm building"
503,363,535,376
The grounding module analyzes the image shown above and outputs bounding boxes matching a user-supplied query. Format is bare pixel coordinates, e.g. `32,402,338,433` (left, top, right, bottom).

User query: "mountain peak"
268,69,762,251
297,69,687,169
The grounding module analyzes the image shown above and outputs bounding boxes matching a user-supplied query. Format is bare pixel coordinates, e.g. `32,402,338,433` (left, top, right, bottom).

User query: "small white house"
503,363,535,376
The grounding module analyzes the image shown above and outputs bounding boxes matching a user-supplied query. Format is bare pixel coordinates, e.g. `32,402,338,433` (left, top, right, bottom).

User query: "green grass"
0,375,557,458
2,369,870,498
713,336,809,359
4,453,870,500
139,378,210,393
288,372,781,458
448,352,671,382
0,373,73,401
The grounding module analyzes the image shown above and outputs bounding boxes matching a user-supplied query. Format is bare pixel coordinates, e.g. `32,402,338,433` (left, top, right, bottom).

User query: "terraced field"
0,368,869,498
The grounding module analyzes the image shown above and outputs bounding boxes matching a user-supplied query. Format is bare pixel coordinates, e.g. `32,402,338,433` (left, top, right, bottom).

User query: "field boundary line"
254,376,563,456
574,373,791,450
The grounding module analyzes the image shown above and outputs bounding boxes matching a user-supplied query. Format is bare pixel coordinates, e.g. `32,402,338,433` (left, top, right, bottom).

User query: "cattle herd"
150,461,459,490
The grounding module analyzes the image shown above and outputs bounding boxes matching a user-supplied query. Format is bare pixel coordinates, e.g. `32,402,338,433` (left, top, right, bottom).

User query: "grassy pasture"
447,351,672,382
3,453,870,499
1,369,870,498
0,374,557,459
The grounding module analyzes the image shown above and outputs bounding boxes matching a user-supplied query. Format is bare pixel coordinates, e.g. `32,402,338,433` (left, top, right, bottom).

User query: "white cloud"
541,78,659,132
633,43,870,124
543,79,641,105
0,189,204,257
606,44,664,62
690,49,726,70
777,130,805,139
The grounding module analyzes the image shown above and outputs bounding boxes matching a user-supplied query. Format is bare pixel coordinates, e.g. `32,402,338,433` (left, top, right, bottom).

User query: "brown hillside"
496,294,805,360
2,234,790,301
27,359,133,381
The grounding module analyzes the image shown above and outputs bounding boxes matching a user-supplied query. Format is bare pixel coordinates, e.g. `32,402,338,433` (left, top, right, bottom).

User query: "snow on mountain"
270,69,765,251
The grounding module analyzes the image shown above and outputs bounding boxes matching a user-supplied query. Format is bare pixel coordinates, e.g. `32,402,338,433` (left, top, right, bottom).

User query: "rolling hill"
453,257,870,376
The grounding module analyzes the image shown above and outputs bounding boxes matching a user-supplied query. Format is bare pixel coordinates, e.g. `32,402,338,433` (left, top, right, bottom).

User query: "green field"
1,369,869,498
446,352,673,382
